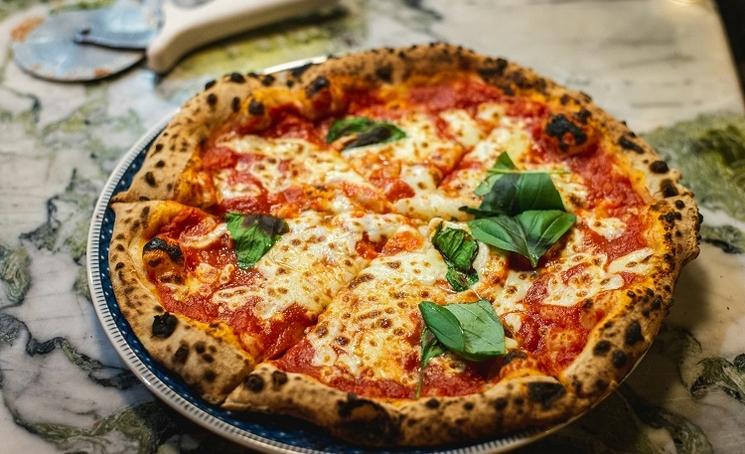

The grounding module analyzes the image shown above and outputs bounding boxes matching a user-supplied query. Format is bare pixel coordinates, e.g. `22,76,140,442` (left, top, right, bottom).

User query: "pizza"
107,43,700,447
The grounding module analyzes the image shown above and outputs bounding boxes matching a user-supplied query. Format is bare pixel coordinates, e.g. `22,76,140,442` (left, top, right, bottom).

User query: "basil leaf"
326,116,406,149
326,117,375,142
420,327,446,368
515,173,565,212
431,225,479,291
226,213,289,269
418,301,465,352
471,152,565,215
469,210,576,267
418,300,505,364
443,300,505,361
445,268,479,292
417,327,446,397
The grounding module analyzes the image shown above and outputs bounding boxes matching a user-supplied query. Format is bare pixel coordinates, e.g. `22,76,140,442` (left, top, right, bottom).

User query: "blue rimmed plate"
86,58,578,453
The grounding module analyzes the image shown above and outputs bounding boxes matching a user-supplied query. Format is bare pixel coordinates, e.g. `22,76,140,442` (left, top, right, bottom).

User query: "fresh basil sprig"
431,225,479,292
416,300,505,396
469,210,576,268
326,116,406,150
226,213,289,269
468,152,565,217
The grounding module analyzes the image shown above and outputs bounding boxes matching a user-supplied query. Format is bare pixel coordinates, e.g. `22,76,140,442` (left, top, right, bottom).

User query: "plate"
86,58,580,453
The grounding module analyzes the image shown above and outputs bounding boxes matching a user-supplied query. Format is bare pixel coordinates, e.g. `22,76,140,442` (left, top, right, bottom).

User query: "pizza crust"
224,362,583,447
109,201,254,403
108,43,700,445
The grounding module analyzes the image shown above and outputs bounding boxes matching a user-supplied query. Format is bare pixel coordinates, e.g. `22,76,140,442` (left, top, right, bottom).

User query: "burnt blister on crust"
248,99,264,116
143,237,183,262
336,394,399,446
245,373,265,392
624,320,644,346
527,382,566,409
593,340,612,356
306,75,330,97
152,313,178,338
271,370,288,389
618,134,644,154
660,179,680,197
649,160,669,174
545,114,587,152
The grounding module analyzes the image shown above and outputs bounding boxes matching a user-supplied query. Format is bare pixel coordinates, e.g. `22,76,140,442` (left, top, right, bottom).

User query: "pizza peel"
11,0,338,82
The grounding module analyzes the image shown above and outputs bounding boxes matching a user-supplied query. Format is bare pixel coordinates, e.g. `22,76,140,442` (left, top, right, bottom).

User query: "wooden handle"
147,0,338,73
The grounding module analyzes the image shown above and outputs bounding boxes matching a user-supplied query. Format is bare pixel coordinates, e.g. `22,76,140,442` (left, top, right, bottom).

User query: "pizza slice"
109,200,407,403
224,219,578,442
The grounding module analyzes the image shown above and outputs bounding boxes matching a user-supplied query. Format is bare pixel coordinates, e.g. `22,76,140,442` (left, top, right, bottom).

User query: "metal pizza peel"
11,0,338,82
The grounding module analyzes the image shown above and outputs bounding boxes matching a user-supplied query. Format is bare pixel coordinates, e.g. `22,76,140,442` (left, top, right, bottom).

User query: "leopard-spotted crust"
110,43,700,446
109,201,254,404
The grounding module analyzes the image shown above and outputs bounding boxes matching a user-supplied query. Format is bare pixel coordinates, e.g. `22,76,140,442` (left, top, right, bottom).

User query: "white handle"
147,0,338,73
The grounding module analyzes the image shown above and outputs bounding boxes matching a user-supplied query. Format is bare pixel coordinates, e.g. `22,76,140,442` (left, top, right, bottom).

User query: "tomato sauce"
148,212,314,361
516,302,604,374
276,339,498,399
580,217,646,262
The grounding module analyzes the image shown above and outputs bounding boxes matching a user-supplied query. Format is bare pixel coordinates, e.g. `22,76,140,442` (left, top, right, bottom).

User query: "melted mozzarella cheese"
608,248,654,274
180,223,227,249
215,135,380,212
584,216,626,241
467,116,531,164
343,113,455,165
440,109,484,148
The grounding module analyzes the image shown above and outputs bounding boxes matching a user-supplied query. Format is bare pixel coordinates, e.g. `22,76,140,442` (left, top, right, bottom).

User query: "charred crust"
660,179,679,197
527,382,566,409
375,64,393,82
494,397,508,410
143,237,183,262
261,74,275,86
271,370,288,389
245,374,265,392
231,96,240,113
611,350,628,368
477,58,508,80
206,93,218,106
248,99,265,116
425,398,440,409
574,108,592,124
306,75,330,97
228,72,246,83
593,340,611,356
194,341,206,354
173,344,189,364
649,160,669,174
155,160,165,168
336,395,398,445
463,402,475,411
144,171,157,187
624,321,643,346
151,313,178,338
545,114,587,151
618,135,644,153
204,369,217,382
675,200,685,209
202,353,214,363
204,79,216,90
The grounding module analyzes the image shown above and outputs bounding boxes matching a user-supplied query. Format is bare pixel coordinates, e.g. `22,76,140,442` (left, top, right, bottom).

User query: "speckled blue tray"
86,60,565,453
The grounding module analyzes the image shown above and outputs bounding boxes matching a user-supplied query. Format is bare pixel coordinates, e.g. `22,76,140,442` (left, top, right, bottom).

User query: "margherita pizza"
108,44,700,446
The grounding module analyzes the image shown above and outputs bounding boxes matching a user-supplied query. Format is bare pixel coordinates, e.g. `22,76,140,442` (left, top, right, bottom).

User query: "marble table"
1,0,744,452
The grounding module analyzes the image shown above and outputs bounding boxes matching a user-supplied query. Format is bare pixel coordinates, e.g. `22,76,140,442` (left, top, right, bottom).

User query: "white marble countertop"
1,0,744,452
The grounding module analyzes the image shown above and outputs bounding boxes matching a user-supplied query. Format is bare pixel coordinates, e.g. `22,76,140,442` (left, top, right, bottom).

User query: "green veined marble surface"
1,0,744,452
